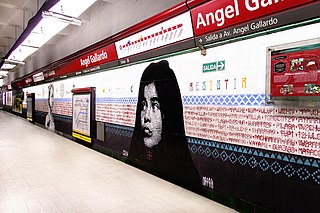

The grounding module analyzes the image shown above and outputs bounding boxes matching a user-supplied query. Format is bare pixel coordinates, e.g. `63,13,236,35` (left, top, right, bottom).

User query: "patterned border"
105,124,134,138
189,138,320,185
96,97,137,105
36,98,72,102
183,94,266,106
37,94,266,106
100,123,320,185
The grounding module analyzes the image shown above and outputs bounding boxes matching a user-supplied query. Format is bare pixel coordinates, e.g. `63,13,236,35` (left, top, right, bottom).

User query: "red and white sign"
191,0,315,36
115,12,194,58
25,77,33,85
33,72,45,82
270,42,320,97
54,44,118,77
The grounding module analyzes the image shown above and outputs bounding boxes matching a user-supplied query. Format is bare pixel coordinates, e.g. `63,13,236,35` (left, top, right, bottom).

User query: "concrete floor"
0,110,237,213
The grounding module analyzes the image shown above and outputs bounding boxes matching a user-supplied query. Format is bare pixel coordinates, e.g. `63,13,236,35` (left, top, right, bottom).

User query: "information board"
72,87,95,143
72,93,91,141
270,40,320,99
26,93,35,122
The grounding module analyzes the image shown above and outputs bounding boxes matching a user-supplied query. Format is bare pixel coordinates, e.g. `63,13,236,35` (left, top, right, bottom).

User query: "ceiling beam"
0,2,33,12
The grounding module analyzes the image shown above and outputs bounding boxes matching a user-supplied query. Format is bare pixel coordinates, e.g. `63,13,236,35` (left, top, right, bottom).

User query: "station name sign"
191,0,316,36
54,44,118,77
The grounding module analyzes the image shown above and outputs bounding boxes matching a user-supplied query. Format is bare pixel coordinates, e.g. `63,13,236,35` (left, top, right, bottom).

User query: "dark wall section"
35,111,72,137
189,137,320,213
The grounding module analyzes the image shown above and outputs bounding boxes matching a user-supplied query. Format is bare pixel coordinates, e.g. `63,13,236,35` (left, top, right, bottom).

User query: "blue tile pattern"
183,94,266,106
105,124,134,138
96,97,137,104
100,122,320,185
189,137,320,185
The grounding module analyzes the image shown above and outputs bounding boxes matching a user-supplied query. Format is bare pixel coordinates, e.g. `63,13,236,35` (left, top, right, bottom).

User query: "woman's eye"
141,101,147,109
153,102,160,109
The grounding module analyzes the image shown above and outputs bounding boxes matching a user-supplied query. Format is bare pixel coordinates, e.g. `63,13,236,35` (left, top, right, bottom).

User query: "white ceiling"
0,0,183,83
0,0,45,60
0,0,118,80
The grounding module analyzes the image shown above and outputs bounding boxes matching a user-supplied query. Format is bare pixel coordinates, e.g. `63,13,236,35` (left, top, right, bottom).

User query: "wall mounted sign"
115,12,194,58
195,1,320,46
71,87,96,143
191,0,315,37
270,41,320,99
53,44,118,78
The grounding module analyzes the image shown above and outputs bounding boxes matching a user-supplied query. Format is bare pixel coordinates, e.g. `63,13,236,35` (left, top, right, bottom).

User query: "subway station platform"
0,111,237,213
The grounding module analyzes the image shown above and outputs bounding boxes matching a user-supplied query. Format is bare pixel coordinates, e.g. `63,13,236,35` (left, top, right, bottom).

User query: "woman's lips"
142,127,152,137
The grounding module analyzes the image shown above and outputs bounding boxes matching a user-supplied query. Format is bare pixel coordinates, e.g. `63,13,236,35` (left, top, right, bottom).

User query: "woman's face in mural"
140,82,162,148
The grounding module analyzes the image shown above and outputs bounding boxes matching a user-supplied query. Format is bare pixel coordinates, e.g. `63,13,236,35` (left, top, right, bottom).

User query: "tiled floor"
0,111,237,213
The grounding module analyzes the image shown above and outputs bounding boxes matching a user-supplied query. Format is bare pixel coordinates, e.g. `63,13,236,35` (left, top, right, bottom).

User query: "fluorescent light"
51,0,97,18
4,59,25,65
42,11,82,26
8,45,38,62
1,0,98,72
0,70,8,76
1,64,16,70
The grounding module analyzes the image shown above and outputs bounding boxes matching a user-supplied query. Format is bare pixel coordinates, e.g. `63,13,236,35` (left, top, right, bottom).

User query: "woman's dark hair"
135,60,185,136
127,60,202,194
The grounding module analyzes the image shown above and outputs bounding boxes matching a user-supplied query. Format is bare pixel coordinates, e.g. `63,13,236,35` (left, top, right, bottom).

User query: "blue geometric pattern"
40,94,266,106
105,124,134,138
188,138,319,168
97,97,137,105
99,123,320,185
183,94,265,106
189,138,320,185
36,98,72,102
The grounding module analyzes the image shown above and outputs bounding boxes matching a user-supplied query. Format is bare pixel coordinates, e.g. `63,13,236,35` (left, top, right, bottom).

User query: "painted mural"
21,22,320,212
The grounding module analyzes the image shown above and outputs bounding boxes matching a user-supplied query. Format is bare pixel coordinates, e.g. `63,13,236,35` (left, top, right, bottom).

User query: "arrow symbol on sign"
218,61,225,70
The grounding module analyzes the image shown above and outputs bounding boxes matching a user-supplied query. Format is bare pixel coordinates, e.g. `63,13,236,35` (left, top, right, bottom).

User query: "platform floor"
0,111,237,213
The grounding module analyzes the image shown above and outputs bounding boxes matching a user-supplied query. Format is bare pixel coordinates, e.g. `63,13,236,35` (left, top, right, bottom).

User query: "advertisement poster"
12,89,23,113
26,93,35,122
270,41,320,98
72,93,91,142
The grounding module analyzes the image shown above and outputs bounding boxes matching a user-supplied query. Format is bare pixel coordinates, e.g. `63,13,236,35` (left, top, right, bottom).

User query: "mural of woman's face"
140,82,162,148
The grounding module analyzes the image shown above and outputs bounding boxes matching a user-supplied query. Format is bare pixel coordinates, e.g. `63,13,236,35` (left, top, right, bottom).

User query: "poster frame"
71,87,96,143
266,37,320,107
26,93,35,122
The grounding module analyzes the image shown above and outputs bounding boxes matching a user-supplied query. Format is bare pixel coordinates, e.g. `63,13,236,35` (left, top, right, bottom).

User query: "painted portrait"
45,83,55,131
127,60,202,193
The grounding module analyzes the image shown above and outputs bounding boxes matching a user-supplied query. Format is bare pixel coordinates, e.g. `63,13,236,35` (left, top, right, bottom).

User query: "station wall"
17,21,320,212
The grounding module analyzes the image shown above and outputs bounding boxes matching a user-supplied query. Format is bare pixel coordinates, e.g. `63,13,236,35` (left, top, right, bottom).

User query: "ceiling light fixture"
0,0,97,77
4,59,26,65
42,10,82,26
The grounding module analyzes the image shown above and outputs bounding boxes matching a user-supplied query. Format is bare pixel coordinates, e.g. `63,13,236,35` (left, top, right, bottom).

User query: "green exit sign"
203,60,225,72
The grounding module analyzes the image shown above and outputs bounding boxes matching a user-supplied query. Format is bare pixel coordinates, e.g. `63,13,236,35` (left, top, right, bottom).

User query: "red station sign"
191,0,316,36
52,43,118,78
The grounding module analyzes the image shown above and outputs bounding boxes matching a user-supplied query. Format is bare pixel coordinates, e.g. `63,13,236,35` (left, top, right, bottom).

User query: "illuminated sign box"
268,38,320,104
71,87,96,143
115,12,194,59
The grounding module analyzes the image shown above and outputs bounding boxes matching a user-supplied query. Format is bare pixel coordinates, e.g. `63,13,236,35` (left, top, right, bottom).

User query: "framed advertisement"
71,87,96,143
26,93,35,122
267,38,320,105
12,89,24,114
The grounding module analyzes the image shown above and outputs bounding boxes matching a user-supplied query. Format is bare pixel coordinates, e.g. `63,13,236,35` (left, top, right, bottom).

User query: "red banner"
191,0,316,36
53,44,118,77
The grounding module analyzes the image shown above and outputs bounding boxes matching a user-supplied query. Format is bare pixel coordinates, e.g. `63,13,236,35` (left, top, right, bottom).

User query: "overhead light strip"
42,11,82,26
0,0,97,73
